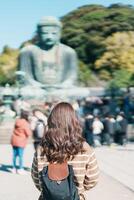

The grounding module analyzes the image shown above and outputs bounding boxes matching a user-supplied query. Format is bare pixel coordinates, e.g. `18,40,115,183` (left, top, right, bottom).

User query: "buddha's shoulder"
60,43,76,55
20,44,40,54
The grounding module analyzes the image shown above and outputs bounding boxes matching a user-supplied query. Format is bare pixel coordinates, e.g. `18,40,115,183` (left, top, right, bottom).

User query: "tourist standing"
30,109,47,150
11,109,32,174
115,112,128,145
31,102,99,200
107,115,116,144
101,116,111,146
84,114,94,146
92,116,104,146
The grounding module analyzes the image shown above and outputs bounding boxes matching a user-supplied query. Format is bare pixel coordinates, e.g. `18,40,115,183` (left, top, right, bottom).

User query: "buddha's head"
37,16,62,48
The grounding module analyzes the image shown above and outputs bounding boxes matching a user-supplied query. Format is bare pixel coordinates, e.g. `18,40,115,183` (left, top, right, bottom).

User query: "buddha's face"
38,25,61,47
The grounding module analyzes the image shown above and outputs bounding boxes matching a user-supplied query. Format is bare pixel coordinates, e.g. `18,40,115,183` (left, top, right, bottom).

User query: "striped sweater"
31,142,99,200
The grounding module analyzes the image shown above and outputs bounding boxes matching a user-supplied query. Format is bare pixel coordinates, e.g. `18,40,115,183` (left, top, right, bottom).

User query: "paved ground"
0,144,134,200
95,144,134,191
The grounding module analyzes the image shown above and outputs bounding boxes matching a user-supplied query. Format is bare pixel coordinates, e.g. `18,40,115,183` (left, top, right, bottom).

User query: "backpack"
33,119,45,139
40,163,80,200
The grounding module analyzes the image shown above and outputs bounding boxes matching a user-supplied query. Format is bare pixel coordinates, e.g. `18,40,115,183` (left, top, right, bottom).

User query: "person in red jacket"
11,109,32,174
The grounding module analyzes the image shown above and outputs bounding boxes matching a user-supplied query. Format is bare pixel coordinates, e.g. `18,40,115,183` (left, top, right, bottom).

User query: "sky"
0,0,134,52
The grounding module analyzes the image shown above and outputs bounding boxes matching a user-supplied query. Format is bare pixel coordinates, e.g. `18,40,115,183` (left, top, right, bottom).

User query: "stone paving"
95,143,134,191
0,144,134,200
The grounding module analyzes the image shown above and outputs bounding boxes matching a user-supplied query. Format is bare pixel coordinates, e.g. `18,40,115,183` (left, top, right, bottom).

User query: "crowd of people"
74,95,132,147
8,94,133,175
83,112,128,147
0,93,133,199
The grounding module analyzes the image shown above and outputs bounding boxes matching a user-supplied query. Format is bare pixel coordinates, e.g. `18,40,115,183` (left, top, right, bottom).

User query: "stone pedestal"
16,85,90,101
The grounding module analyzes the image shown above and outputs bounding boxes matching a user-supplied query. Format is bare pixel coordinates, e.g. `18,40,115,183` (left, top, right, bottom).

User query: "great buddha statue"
18,16,89,100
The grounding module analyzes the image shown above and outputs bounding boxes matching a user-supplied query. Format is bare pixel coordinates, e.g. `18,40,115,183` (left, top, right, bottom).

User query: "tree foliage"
95,31,134,85
61,4,134,64
61,4,134,85
95,31,134,72
78,61,92,86
108,69,134,88
0,46,18,85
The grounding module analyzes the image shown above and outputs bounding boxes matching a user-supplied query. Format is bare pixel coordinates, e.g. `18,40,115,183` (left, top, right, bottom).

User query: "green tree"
78,61,92,86
0,46,18,85
95,31,134,79
109,69,134,88
62,4,134,68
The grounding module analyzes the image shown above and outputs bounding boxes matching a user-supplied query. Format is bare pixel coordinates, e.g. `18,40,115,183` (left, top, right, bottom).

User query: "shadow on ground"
0,164,30,173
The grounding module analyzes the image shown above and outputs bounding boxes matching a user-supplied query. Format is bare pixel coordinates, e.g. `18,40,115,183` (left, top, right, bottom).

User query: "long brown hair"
40,102,85,163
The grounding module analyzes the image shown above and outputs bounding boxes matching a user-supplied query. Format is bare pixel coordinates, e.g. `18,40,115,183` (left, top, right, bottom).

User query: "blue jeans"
12,147,24,169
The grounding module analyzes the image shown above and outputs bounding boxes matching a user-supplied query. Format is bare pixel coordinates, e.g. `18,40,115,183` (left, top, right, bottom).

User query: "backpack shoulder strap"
68,165,74,176
40,165,48,178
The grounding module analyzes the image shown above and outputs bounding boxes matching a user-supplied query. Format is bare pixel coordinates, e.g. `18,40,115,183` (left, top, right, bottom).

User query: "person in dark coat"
84,114,94,146
101,116,111,146
107,115,116,144
115,112,128,145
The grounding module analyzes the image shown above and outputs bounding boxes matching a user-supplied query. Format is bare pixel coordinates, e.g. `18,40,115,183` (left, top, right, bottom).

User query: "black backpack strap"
68,165,80,200
68,165,74,197
40,166,48,178
68,165,74,176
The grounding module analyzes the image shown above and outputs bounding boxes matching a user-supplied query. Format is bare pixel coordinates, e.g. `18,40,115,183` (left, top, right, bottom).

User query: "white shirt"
92,119,104,135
